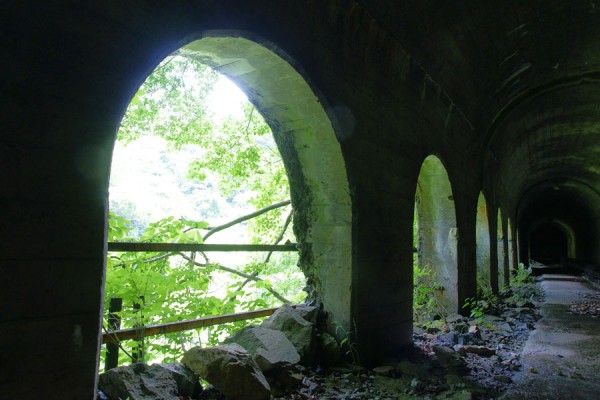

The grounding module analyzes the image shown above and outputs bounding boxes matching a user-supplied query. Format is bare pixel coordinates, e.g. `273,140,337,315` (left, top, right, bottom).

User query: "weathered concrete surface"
502,275,600,399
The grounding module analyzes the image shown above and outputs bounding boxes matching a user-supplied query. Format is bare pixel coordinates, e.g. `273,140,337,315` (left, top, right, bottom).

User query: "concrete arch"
415,155,458,313
528,219,575,263
118,35,353,331
476,192,491,295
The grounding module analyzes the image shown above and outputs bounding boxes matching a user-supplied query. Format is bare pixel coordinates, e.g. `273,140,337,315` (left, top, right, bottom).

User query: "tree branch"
265,210,293,264
177,253,290,304
203,200,291,241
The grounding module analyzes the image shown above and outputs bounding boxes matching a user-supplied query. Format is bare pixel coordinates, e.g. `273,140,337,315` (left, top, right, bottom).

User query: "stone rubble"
98,285,543,400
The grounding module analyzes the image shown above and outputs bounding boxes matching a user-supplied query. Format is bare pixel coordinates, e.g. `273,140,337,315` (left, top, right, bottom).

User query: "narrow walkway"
502,274,600,399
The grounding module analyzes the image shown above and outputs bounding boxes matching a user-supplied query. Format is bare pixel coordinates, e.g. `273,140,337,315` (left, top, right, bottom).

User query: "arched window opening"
414,155,458,317
497,209,507,288
476,193,491,296
102,36,352,368
530,222,570,265
508,218,516,273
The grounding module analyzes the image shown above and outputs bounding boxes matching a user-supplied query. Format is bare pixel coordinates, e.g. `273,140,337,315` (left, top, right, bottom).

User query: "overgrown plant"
413,264,445,323
103,53,306,366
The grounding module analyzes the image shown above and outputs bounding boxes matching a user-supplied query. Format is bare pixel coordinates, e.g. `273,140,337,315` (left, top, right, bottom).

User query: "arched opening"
508,218,516,273
529,221,569,264
476,192,491,296
415,155,458,314
497,209,507,288
103,34,352,365
179,36,352,331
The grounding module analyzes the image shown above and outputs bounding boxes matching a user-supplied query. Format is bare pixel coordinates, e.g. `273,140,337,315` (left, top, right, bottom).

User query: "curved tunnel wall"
517,184,600,266
180,35,353,333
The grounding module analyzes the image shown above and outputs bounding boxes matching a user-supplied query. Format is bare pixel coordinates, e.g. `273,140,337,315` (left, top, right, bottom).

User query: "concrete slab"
501,275,600,399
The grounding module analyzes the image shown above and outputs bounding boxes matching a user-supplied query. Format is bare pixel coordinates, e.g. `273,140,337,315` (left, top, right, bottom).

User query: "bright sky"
207,75,247,119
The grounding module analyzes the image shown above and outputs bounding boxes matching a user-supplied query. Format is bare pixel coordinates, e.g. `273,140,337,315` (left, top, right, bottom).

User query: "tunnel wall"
1,1,481,396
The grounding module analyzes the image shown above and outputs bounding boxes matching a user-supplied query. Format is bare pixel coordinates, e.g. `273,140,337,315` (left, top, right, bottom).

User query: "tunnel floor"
501,274,600,399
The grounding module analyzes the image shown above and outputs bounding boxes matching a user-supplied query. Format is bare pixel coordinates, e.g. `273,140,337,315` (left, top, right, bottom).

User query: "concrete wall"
2,2,483,396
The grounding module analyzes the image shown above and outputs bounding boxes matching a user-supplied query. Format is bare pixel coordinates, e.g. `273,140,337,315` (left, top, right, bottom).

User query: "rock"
516,300,535,308
316,331,343,366
396,360,428,379
455,345,496,357
433,346,465,369
454,323,470,334
492,323,513,336
446,313,466,324
98,362,200,400
493,375,513,383
224,326,300,371
373,375,408,395
261,304,315,362
264,364,304,397
182,344,271,400
427,326,441,334
517,307,536,315
373,365,396,376
199,386,226,399
293,304,319,324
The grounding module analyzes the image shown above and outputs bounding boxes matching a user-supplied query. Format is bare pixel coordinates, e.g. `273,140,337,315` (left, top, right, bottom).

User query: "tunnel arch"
415,155,458,313
109,33,353,332
528,220,573,264
476,192,491,295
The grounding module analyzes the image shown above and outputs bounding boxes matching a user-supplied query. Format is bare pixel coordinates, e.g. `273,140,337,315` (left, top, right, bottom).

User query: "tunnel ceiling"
357,0,600,212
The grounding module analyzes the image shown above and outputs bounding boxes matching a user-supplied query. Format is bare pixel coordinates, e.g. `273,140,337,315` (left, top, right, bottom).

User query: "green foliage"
119,56,218,146
504,263,541,304
104,212,304,365
103,53,305,366
512,263,533,285
413,264,443,323
463,297,486,320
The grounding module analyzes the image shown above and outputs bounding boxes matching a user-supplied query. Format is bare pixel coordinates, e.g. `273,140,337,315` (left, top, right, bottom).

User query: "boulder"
261,304,315,362
98,362,200,400
293,304,319,324
182,344,271,400
446,313,466,324
224,326,300,371
432,346,465,369
264,364,304,397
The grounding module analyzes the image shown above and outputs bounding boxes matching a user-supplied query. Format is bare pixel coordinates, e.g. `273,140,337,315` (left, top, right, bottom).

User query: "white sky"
207,75,247,119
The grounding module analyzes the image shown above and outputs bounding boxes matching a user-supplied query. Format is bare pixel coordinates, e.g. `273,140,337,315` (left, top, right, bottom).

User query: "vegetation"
103,54,304,366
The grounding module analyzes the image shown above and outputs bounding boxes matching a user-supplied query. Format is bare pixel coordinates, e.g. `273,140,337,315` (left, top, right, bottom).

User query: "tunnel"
4,1,600,398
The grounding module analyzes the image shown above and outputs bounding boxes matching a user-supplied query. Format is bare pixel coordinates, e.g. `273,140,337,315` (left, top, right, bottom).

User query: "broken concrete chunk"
182,344,271,400
261,304,315,362
293,304,319,324
98,362,200,400
433,345,465,369
224,326,300,371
